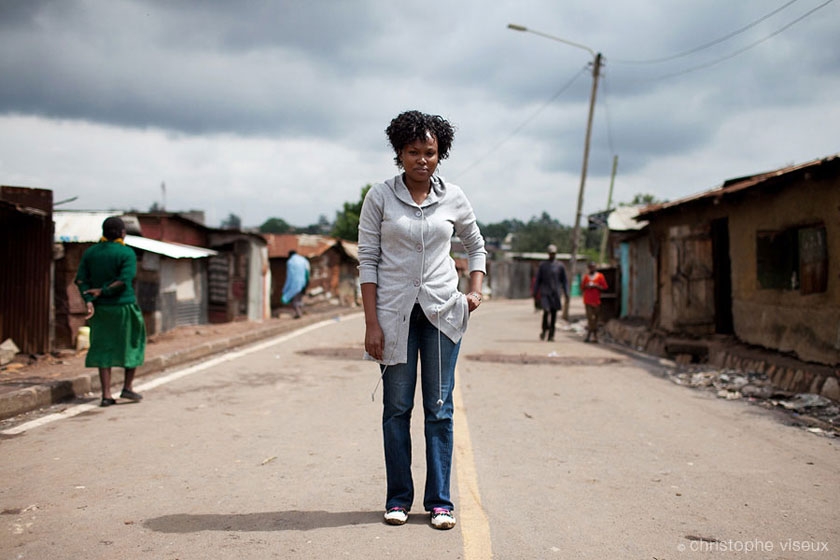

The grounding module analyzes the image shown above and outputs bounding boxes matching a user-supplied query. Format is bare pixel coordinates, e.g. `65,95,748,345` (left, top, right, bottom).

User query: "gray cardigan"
358,174,487,365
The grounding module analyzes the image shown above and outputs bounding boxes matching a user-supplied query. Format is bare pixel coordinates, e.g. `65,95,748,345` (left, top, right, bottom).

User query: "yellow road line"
454,368,493,559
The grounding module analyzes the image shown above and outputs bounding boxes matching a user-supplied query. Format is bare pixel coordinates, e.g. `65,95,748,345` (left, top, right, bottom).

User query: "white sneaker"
384,507,408,525
431,508,456,530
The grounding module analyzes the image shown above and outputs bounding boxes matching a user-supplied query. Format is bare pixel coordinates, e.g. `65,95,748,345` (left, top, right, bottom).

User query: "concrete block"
780,369,795,390
809,375,823,395
792,370,805,390
675,354,693,365
647,338,666,357
0,338,19,366
70,375,92,396
31,385,54,409
0,389,35,420
242,331,261,344
820,376,840,402
139,356,165,374
229,334,249,347
210,340,232,353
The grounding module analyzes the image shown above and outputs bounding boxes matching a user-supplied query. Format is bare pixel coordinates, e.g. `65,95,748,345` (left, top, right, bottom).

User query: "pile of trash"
667,367,839,435
559,320,588,336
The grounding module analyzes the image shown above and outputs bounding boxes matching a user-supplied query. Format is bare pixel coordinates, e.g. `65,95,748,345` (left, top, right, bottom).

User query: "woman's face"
399,133,439,185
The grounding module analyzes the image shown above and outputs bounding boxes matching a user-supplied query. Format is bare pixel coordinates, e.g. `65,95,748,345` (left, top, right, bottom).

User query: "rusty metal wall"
0,187,54,354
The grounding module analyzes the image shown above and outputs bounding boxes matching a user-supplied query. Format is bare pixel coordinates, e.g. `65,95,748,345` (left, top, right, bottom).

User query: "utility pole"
599,154,619,263
506,25,603,321
566,52,602,320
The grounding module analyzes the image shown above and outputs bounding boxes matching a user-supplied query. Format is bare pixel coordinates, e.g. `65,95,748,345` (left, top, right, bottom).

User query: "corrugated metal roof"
54,211,216,258
54,211,141,242
340,240,359,261
124,235,217,259
638,153,839,218
264,233,343,259
511,252,582,261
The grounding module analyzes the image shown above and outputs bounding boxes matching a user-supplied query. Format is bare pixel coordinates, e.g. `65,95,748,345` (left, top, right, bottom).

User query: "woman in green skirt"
76,217,146,406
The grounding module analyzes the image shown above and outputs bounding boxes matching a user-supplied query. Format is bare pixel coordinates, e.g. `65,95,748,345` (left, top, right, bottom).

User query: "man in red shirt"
582,262,608,343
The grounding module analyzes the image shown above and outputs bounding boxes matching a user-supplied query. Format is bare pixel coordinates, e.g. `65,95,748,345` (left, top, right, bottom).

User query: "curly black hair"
385,110,455,168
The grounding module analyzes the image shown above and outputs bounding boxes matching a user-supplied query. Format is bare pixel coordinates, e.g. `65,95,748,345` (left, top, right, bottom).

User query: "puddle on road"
465,353,625,366
297,348,364,361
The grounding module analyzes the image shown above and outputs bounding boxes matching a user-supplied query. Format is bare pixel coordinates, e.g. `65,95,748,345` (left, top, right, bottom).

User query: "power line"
613,0,802,64
632,0,836,82
452,66,589,181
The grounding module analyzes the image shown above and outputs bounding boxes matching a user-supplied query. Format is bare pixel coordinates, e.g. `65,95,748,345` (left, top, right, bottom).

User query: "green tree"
621,193,662,206
221,213,242,230
297,215,332,235
332,184,371,242
479,212,603,254
478,218,525,241
259,217,292,234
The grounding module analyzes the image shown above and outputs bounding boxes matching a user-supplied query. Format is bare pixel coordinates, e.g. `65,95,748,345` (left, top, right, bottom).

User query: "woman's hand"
84,288,102,299
365,322,385,361
467,292,482,313
85,302,95,320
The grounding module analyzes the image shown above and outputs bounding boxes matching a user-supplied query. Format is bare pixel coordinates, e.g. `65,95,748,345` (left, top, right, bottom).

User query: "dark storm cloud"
0,0,52,27
146,0,382,61
1,0,838,227
0,0,388,136
3,0,835,142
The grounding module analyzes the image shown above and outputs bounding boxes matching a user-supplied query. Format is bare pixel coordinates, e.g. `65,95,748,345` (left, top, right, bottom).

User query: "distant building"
263,234,359,311
591,206,652,320
487,251,587,300
635,153,839,367
129,212,271,324
53,211,216,344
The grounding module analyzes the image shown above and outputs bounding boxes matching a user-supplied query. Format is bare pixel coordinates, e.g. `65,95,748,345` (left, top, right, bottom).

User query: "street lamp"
508,24,603,320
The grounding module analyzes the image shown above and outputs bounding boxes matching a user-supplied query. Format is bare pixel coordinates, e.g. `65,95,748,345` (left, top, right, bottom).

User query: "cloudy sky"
1,0,838,228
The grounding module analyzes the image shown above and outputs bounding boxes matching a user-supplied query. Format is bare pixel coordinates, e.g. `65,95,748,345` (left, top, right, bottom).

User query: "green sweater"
75,241,138,305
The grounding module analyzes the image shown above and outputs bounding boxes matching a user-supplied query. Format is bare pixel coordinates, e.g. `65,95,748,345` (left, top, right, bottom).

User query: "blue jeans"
382,304,460,512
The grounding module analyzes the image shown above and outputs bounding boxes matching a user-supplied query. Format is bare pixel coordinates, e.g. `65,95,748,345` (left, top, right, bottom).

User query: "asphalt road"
1,300,838,559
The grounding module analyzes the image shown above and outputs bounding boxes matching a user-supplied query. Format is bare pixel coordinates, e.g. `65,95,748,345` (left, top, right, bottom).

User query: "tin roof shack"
590,206,653,320
131,213,271,323
208,229,270,322
0,186,53,354
127,235,217,335
637,154,840,367
264,234,359,311
53,211,216,345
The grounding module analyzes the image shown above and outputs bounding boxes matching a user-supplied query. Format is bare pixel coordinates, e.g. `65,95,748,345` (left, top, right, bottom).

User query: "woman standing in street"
76,217,146,406
358,110,486,530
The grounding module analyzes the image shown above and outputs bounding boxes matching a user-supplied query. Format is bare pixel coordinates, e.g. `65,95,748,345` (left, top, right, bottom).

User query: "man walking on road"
75,216,146,406
533,244,568,342
281,250,310,319
582,261,608,343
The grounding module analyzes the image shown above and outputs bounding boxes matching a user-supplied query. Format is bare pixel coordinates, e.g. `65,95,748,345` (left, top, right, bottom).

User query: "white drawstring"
370,365,388,402
436,309,444,407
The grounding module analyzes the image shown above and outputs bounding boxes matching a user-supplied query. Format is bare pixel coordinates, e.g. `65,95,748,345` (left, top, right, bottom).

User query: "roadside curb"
0,308,361,421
